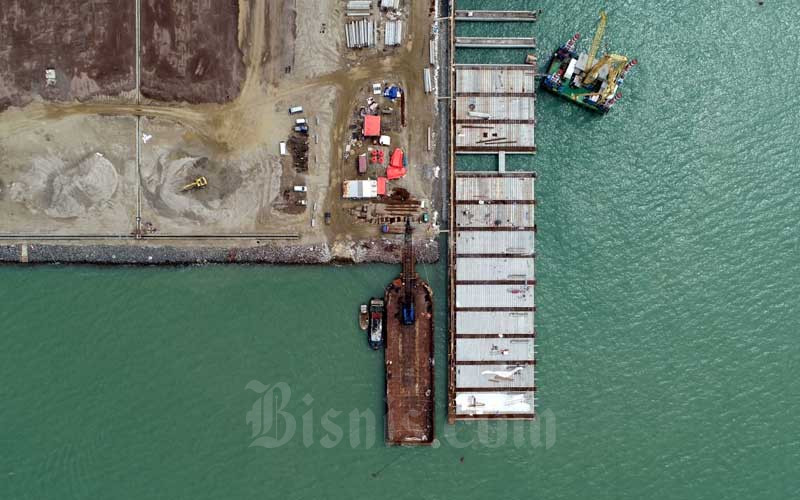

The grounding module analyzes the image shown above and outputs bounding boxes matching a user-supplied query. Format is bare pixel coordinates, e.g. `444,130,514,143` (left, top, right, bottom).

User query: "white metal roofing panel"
456,176,535,201
455,257,535,281
455,95,535,120
456,284,534,308
455,204,534,228
455,123,536,149
455,392,535,415
456,364,535,389
456,311,534,334
456,337,534,361
455,231,534,255
455,66,537,93
343,180,377,198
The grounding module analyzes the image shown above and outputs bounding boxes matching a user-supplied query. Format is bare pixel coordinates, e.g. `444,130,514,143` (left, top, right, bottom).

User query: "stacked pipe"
347,0,372,16
384,20,403,46
346,18,376,48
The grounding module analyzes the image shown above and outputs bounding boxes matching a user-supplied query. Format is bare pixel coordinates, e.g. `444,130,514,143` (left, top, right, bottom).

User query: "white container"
293,185,308,192
295,118,307,125
279,142,287,156
288,106,303,114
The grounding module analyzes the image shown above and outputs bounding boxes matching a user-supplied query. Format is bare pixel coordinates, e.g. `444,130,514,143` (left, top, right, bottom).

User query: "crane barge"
541,10,637,113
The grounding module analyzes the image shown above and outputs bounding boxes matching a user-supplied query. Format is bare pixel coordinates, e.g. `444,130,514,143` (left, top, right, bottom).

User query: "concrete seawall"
0,239,440,266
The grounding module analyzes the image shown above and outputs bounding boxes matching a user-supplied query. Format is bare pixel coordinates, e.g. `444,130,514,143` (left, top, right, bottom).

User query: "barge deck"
384,223,434,445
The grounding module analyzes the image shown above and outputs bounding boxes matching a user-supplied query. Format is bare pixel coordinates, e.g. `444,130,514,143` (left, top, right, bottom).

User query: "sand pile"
46,155,118,218
8,154,118,218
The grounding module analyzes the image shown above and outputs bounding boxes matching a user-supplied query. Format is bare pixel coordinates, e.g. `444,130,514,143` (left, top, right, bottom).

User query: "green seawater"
2,1,800,498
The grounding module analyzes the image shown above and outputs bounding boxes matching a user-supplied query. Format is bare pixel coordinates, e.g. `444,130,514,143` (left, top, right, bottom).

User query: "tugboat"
358,304,369,331
368,298,385,350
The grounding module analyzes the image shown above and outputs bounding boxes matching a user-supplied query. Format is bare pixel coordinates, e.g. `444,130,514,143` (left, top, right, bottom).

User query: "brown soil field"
140,0,245,103
0,0,136,111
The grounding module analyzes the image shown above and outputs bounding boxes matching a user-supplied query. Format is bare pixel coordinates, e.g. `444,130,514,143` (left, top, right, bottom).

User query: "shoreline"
0,238,440,266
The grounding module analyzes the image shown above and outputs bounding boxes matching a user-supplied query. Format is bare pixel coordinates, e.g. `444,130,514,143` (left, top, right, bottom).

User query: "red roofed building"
363,115,381,137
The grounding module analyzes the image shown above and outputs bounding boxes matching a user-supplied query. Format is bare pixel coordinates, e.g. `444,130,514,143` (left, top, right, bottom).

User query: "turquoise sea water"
2,1,800,499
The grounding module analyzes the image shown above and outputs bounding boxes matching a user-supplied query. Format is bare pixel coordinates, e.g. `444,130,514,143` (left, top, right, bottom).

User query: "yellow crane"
585,10,607,76
181,176,208,192
584,53,628,89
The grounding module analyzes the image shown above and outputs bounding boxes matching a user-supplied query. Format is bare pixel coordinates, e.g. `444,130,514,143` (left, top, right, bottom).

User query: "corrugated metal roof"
456,337,534,361
456,311,534,335
455,392,535,415
456,364,535,388
343,180,378,198
454,123,535,150
455,204,534,228
451,174,538,420
456,284,534,308
455,65,537,93
456,176,535,201
455,231,535,255
455,257,535,281
455,95,535,120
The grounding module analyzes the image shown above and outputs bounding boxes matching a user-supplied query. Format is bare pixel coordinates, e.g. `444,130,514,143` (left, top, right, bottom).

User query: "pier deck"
455,37,536,48
448,172,537,421
385,279,435,445
453,65,537,153
454,10,539,22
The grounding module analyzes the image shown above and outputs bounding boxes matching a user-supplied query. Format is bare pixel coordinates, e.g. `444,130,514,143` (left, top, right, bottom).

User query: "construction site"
0,0,442,264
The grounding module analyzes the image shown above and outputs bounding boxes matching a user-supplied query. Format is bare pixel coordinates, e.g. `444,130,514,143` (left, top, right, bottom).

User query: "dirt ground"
0,0,136,111
140,0,245,103
0,0,442,262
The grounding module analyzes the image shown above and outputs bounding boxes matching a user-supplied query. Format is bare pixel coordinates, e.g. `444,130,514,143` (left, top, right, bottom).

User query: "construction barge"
541,11,637,113
384,221,434,445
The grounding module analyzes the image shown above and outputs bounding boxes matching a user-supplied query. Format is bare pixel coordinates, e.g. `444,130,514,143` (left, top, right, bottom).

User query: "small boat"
358,304,369,331
368,298,385,350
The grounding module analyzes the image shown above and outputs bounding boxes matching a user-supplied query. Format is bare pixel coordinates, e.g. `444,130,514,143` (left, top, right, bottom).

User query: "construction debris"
288,133,309,172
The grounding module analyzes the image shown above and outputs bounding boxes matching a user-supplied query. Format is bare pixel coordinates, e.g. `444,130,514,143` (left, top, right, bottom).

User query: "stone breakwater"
0,238,439,265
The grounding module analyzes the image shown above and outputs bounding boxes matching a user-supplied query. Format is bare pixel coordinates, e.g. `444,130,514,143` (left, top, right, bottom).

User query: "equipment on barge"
359,304,369,331
541,10,637,113
368,298,385,350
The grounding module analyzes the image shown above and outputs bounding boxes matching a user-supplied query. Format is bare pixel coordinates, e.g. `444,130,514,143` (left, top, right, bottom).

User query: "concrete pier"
455,37,536,49
454,10,539,22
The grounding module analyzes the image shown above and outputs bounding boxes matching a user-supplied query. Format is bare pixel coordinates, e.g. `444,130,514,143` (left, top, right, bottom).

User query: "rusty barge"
384,221,434,445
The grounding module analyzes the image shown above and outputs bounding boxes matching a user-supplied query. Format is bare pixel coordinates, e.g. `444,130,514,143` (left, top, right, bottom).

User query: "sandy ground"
0,0,442,263
0,114,137,235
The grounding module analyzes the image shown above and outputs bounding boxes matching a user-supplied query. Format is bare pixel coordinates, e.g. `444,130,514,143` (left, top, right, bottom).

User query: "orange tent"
363,115,381,137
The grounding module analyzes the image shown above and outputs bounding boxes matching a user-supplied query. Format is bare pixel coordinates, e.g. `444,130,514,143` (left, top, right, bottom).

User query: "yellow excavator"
181,176,208,192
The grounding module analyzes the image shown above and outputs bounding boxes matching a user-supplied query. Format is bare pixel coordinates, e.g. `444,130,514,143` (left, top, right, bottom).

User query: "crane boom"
585,10,607,73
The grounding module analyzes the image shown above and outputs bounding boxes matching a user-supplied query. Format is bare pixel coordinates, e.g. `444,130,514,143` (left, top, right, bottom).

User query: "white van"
279,142,287,156
288,106,303,115
295,118,307,125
